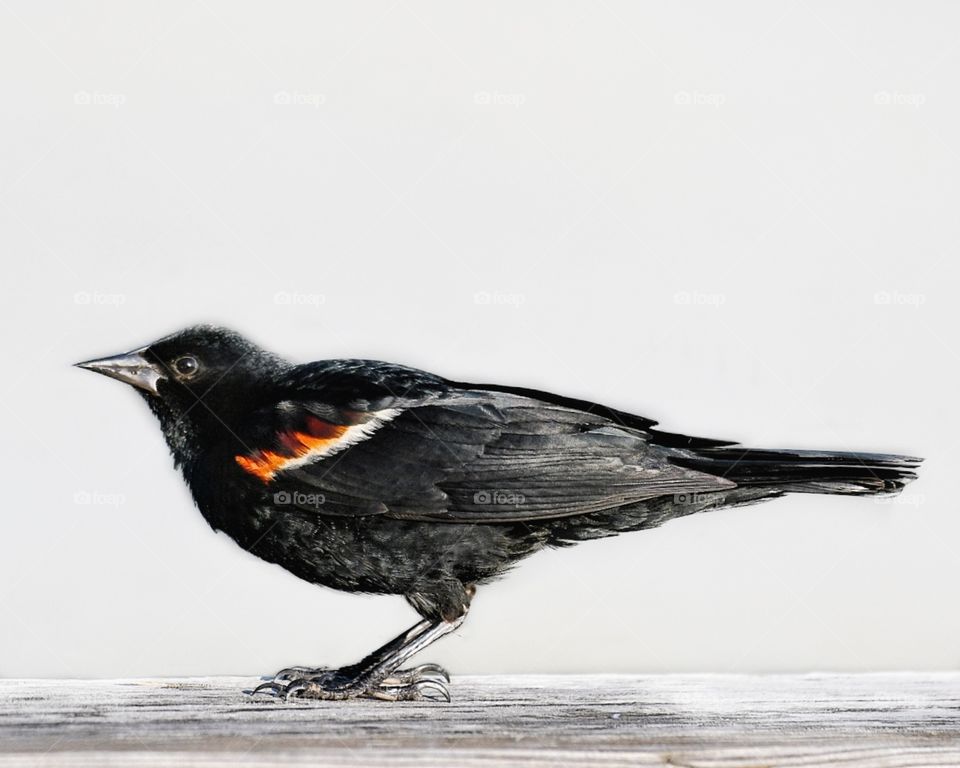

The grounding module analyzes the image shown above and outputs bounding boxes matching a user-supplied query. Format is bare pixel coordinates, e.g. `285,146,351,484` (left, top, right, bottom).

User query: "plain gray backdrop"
1,1,955,677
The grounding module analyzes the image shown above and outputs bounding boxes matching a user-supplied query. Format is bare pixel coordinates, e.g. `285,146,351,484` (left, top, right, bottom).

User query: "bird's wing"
233,362,736,522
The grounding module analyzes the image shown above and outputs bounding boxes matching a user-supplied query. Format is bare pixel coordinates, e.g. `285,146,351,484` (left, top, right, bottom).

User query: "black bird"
77,326,920,701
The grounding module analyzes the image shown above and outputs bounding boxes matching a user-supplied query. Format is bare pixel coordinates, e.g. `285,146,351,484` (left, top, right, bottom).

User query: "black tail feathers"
670,446,921,497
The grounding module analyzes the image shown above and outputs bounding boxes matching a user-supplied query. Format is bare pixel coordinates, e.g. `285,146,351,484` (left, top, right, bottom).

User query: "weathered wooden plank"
0,674,958,767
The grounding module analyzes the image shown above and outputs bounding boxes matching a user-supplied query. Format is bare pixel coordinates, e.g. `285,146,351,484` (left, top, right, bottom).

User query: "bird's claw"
248,662,452,702
248,681,288,698
265,665,331,684
366,679,451,702
413,662,451,683
382,662,450,686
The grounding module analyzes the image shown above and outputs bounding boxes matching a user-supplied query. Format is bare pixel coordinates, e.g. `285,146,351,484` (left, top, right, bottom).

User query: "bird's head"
76,325,287,464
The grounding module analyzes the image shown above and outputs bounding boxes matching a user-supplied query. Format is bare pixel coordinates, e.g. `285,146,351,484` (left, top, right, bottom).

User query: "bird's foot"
248,662,451,702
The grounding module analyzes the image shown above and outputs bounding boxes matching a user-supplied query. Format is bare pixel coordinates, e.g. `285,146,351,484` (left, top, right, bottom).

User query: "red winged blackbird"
77,326,920,701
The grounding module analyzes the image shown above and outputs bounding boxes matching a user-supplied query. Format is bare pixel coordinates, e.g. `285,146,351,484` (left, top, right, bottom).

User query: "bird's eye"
173,355,200,378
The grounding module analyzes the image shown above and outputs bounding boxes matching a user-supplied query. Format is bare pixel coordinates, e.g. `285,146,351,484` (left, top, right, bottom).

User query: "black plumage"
77,325,921,701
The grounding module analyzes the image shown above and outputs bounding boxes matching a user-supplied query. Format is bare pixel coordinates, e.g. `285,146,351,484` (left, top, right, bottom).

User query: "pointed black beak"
75,347,165,395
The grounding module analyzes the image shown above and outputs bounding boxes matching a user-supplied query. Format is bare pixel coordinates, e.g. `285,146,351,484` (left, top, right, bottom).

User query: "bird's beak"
74,347,165,396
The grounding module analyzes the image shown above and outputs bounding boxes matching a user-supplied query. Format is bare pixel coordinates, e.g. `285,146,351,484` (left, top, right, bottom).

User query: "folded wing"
236,362,735,523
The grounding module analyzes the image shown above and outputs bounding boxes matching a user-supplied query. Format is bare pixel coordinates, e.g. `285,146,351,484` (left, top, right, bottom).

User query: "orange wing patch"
235,415,348,483
234,410,400,483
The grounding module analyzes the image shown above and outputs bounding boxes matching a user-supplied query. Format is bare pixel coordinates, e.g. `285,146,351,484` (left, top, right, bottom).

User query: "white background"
1,1,954,677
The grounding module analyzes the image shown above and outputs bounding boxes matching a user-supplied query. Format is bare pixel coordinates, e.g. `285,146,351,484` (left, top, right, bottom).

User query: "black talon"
284,681,308,699
374,679,450,702
381,663,451,686
412,663,450,683
269,665,332,683
274,665,312,677
250,681,286,698
416,680,451,702
382,668,448,688
401,680,450,702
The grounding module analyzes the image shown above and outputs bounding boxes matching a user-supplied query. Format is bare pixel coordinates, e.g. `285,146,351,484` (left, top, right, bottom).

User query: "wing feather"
255,383,734,522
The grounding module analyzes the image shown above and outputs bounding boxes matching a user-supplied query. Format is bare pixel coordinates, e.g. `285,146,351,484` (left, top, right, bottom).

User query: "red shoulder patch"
235,417,349,483
233,407,401,483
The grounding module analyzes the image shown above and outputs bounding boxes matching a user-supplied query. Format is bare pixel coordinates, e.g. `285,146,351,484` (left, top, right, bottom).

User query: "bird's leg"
346,616,463,702
251,614,464,702
267,619,433,683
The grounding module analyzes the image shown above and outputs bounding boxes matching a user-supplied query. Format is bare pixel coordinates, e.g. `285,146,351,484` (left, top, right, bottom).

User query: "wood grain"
1,674,958,767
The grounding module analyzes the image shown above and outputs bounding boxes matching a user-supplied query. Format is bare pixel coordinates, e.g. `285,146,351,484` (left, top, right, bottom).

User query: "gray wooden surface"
0,674,958,767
